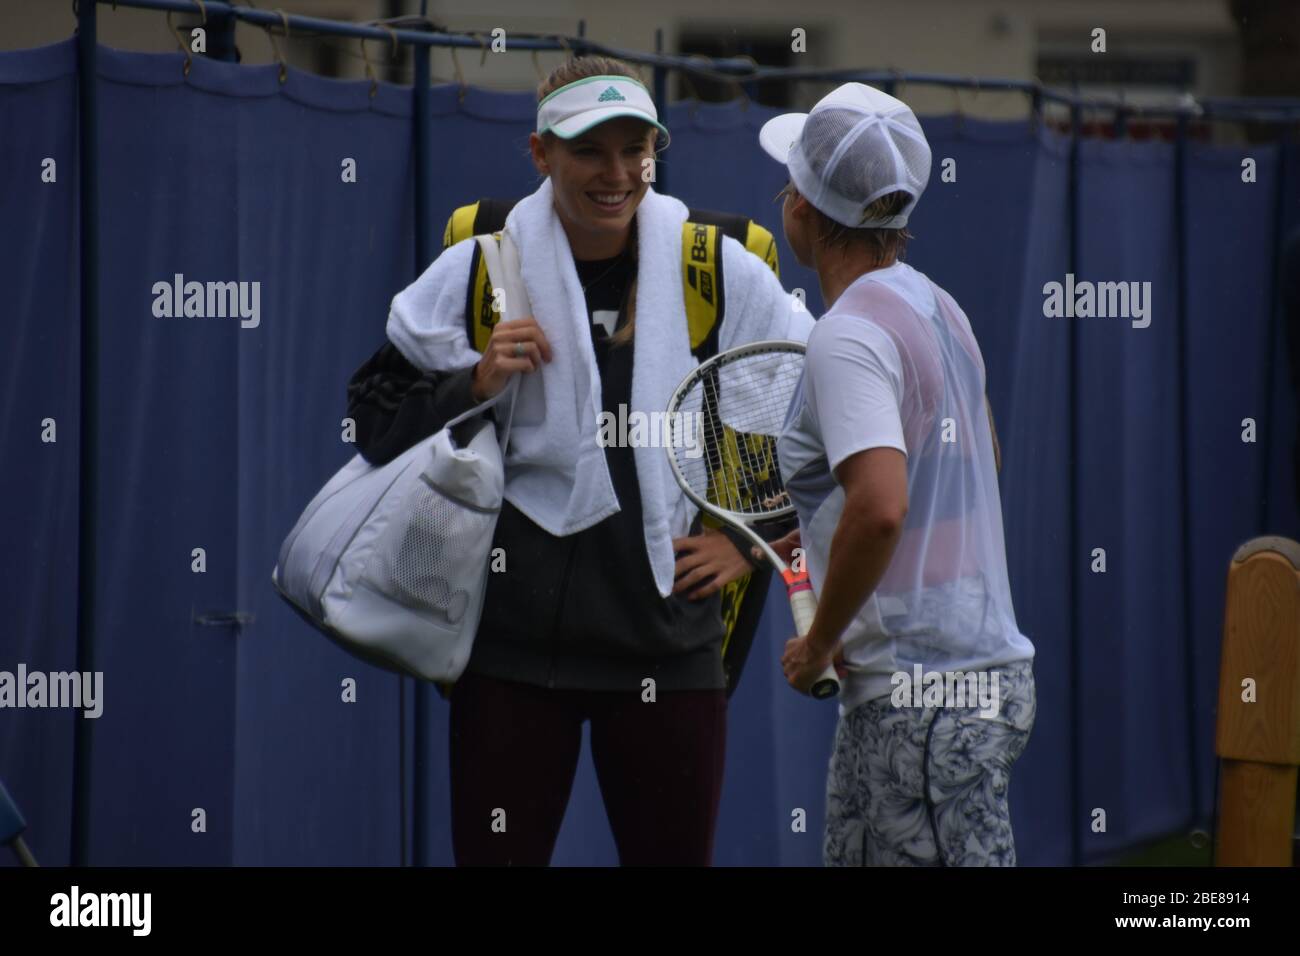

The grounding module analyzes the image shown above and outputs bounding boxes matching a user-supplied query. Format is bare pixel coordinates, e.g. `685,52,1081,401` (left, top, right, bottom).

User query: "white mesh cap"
759,83,932,228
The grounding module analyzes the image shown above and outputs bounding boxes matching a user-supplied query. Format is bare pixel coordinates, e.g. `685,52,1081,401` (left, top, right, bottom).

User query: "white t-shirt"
777,261,1035,715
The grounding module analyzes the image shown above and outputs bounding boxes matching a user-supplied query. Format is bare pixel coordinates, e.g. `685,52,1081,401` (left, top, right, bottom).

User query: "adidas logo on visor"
597,86,627,102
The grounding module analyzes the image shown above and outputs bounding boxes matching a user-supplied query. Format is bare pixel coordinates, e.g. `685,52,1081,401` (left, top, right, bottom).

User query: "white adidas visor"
537,75,670,146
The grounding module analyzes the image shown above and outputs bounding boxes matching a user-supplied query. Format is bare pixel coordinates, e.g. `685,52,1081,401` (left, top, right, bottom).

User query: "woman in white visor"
349,56,812,866
759,83,1037,866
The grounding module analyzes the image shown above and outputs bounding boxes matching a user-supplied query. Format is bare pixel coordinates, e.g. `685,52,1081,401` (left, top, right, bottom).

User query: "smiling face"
530,116,657,259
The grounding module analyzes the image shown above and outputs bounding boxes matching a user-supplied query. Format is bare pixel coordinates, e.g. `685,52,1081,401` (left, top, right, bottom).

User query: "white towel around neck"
387,177,812,596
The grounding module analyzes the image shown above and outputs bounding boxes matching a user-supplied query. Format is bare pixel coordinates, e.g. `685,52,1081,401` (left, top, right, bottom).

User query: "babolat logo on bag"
689,223,709,262
685,224,715,306
597,86,626,102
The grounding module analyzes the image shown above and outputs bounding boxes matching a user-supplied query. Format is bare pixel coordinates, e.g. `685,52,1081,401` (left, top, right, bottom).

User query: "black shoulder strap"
444,198,523,352
683,207,750,244
470,197,519,236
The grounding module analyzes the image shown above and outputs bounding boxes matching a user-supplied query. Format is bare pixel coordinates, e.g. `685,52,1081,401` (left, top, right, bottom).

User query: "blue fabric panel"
81,46,243,864
424,85,539,253
0,38,81,868
748,588,838,866
712,589,784,867
85,48,414,863
1075,137,1190,859
222,62,415,865
990,126,1075,865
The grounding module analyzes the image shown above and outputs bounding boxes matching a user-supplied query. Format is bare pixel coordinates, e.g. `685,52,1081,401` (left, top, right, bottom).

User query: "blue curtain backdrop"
2,39,1296,867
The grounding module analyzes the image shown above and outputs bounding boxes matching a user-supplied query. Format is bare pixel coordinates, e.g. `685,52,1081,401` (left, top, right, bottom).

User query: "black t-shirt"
575,249,635,343
465,245,726,691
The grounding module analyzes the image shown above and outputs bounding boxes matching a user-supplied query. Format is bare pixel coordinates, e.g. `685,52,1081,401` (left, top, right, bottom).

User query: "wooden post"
1214,535,1300,866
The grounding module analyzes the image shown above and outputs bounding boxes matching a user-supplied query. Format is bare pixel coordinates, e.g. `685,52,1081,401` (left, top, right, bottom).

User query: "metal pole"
207,7,239,62
72,0,101,869
1066,100,1082,868
1259,126,1290,534
653,28,668,196
50,4,1300,125
1172,112,1202,838
407,0,436,869
413,39,434,274
13,836,39,868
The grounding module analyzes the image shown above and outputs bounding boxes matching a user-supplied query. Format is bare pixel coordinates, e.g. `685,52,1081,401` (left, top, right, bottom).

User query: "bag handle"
443,231,531,451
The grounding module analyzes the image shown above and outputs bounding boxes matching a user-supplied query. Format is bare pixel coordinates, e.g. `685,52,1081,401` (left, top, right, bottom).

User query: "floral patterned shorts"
824,658,1035,866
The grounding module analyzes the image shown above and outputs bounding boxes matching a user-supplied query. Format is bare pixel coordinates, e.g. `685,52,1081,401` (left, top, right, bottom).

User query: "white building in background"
0,0,1245,120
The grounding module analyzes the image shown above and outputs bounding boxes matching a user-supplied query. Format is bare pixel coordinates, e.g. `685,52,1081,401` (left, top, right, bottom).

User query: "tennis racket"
665,339,839,700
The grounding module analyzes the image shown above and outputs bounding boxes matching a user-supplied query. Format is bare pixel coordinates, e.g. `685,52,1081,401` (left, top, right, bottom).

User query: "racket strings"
672,349,803,519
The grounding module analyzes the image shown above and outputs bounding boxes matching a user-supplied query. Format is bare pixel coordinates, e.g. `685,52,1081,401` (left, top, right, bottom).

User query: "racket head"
665,339,805,527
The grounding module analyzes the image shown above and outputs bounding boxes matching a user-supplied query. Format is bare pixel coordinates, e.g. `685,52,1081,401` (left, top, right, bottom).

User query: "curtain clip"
165,11,193,77
360,36,378,99
266,9,290,85
450,45,466,103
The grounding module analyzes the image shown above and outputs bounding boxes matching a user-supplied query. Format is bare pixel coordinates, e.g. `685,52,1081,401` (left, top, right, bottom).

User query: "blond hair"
793,187,914,267
537,55,646,101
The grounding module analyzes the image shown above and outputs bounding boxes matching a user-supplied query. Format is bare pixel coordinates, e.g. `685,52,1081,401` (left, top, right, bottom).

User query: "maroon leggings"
449,671,727,866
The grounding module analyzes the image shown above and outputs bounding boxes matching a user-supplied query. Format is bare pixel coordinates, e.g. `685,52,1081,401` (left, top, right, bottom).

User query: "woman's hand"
471,317,553,400
752,527,801,568
671,527,752,599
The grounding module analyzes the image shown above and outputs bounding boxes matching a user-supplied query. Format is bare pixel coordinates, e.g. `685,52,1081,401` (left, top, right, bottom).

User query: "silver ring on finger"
513,342,526,358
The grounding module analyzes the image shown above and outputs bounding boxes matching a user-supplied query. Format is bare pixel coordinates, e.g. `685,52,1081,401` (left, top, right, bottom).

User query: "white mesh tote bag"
271,231,525,682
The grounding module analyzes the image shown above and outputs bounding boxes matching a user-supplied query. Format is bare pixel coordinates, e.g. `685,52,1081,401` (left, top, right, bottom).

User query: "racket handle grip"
787,579,840,700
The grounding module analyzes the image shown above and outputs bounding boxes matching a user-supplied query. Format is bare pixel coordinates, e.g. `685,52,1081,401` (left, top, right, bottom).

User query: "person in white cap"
758,83,1037,866
349,56,811,866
